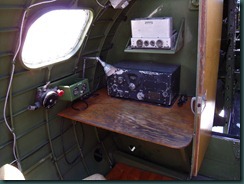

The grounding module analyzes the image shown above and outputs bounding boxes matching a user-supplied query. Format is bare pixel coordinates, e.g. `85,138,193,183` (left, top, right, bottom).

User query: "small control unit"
28,76,89,110
58,78,89,101
131,17,173,38
130,17,177,49
28,82,65,110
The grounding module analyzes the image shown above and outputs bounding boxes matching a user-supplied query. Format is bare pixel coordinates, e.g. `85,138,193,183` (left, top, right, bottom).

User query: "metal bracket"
189,0,199,10
191,95,206,115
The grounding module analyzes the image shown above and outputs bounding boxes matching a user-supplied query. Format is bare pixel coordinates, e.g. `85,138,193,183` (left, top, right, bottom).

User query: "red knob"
57,89,64,97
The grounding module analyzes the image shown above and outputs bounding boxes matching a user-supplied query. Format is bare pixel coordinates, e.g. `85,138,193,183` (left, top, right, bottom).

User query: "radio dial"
156,40,163,48
136,40,143,48
163,91,168,97
112,84,117,91
117,76,124,84
144,40,149,47
137,92,145,100
150,40,155,46
82,83,87,91
129,83,136,90
73,87,79,96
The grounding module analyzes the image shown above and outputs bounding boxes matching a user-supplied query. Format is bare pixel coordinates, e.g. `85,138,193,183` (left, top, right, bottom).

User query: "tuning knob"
42,91,58,109
156,40,163,48
144,40,149,47
137,92,145,100
136,39,143,48
129,83,136,91
117,76,124,84
163,91,168,97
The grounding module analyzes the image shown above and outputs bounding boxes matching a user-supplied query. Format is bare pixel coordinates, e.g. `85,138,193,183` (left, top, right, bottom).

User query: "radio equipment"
131,17,173,38
130,17,176,49
59,78,89,102
131,32,177,49
107,61,180,106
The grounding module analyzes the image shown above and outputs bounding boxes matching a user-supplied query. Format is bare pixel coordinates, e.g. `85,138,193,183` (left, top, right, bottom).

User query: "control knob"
129,83,136,91
136,40,143,48
117,76,124,84
111,84,117,91
117,90,124,97
73,87,79,96
162,91,168,97
156,40,163,48
137,92,145,100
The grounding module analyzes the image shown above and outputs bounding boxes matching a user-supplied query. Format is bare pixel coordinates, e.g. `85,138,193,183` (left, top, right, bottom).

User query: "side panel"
0,0,112,179
199,135,240,180
191,0,224,177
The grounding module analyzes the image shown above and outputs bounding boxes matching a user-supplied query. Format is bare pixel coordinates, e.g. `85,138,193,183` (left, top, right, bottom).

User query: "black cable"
177,95,188,107
71,99,89,111
96,0,110,8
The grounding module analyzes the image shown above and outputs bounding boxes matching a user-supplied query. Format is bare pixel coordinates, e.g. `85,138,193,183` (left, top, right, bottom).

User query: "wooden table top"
58,88,194,149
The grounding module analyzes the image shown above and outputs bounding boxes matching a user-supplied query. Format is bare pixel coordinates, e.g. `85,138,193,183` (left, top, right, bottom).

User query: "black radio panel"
107,60,180,106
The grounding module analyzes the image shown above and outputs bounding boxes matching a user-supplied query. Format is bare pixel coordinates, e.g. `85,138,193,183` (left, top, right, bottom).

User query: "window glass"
21,9,93,69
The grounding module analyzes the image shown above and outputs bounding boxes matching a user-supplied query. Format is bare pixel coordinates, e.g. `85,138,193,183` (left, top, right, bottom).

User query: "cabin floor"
106,162,175,180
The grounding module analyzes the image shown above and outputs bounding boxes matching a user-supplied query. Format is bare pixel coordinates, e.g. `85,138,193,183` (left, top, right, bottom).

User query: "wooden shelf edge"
58,88,194,150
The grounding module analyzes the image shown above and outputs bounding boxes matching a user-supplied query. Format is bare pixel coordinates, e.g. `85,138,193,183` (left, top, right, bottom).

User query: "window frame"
20,8,93,70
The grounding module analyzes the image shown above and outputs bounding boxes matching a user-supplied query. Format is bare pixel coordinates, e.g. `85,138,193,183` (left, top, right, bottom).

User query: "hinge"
191,95,206,115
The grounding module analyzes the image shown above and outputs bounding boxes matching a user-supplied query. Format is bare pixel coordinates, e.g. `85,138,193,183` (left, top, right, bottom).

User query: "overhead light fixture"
109,0,130,9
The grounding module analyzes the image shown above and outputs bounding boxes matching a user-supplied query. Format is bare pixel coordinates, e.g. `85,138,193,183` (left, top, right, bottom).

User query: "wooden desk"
58,88,194,149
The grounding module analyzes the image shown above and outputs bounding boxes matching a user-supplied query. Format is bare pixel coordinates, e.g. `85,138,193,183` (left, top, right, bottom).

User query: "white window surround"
21,9,93,69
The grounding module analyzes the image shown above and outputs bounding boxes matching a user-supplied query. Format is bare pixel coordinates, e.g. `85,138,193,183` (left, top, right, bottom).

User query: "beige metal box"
131,17,173,38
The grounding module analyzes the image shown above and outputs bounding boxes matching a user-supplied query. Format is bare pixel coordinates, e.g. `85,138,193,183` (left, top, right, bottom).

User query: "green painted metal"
199,135,240,180
0,0,110,179
0,0,240,180
112,133,192,174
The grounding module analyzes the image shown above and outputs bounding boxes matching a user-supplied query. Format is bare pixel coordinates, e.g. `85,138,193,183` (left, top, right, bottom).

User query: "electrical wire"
61,119,80,165
94,127,113,168
3,64,19,166
60,102,89,174
72,122,90,175
71,100,89,111
3,0,57,172
45,110,64,179
96,0,109,8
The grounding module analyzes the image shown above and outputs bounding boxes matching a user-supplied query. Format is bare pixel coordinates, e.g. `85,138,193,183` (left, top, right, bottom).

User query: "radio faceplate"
107,61,180,106
131,32,177,49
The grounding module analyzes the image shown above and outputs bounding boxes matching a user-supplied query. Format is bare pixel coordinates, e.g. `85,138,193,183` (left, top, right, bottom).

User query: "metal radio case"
131,17,173,38
59,78,89,101
107,61,180,106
